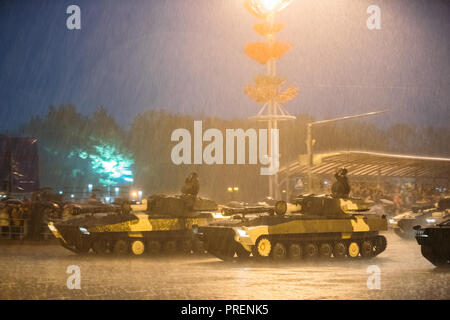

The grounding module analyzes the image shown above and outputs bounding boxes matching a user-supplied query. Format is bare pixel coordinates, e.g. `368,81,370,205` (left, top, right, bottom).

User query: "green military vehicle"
414,218,450,267
48,194,220,256
196,195,388,261
390,198,450,239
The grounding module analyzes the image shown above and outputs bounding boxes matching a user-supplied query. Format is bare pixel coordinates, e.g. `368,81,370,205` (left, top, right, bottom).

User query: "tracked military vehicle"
390,198,450,239
60,201,121,220
415,218,450,267
197,195,388,261
48,194,220,256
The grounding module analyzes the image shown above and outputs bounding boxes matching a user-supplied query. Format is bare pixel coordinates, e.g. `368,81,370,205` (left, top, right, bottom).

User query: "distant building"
0,135,40,194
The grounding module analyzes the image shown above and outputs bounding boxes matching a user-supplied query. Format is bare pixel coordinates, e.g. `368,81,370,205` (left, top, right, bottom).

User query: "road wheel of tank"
130,240,145,256
272,242,287,261
179,239,193,254
147,240,162,255
348,242,360,258
236,245,251,260
113,239,129,255
253,237,272,258
304,243,319,259
193,239,206,255
92,237,111,254
333,242,347,259
373,235,387,256
319,243,333,258
75,238,91,254
288,243,302,260
163,240,177,255
360,240,374,258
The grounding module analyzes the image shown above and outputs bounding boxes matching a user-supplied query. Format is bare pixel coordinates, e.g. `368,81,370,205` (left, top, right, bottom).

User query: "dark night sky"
0,0,449,132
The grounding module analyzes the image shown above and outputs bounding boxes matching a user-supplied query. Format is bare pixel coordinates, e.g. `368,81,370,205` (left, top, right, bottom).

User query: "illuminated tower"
244,0,298,198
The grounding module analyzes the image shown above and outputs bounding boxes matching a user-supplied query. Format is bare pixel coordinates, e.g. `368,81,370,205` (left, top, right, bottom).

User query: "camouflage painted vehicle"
48,194,220,256
197,195,388,261
60,201,121,220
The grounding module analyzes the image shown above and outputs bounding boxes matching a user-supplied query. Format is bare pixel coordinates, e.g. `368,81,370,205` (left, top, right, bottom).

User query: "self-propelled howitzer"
196,195,388,261
48,194,221,256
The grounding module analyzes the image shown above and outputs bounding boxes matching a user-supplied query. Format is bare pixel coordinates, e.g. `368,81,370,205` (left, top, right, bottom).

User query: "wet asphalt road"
0,231,448,300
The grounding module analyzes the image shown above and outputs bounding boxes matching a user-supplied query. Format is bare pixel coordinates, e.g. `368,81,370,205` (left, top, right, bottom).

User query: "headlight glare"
237,229,248,237
79,227,90,235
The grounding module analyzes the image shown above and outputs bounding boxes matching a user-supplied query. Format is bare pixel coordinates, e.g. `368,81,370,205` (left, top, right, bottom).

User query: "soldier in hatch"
331,168,351,198
181,172,200,198
181,172,200,211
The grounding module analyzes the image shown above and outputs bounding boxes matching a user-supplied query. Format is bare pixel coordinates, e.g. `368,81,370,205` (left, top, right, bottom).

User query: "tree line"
18,104,450,202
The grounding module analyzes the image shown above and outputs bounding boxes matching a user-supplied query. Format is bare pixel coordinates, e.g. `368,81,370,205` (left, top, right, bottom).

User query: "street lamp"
227,186,240,201
244,0,297,200
245,0,293,15
305,110,388,192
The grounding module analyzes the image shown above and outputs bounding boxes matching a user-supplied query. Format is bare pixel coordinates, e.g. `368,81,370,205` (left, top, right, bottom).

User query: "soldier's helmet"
187,172,198,180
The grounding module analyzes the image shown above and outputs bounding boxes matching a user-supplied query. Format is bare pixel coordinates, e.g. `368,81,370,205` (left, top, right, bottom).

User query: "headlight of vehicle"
426,218,436,224
236,228,248,237
79,227,90,235
388,219,397,225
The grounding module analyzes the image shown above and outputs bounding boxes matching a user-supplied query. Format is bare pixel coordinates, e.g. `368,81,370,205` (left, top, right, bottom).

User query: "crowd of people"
317,172,449,215
0,198,31,239
349,182,448,214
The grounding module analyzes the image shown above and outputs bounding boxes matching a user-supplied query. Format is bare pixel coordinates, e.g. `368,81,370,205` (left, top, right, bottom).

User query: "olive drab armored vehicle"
48,194,220,256
415,218,450,267
390,198,450,239
197,195,388,261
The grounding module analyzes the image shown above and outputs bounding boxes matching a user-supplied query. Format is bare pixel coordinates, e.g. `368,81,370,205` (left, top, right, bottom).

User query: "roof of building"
279,151,450,179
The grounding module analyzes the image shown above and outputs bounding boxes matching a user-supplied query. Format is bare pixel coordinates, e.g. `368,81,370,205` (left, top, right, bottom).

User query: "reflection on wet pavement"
0,231,448,299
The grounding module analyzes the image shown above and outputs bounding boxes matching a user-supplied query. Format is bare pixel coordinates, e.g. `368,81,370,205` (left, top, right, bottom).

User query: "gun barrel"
221,206,274,216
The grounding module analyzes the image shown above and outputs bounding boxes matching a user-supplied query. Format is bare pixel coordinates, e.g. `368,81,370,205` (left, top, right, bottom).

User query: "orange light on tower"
245,0,293,17
244,0,297,199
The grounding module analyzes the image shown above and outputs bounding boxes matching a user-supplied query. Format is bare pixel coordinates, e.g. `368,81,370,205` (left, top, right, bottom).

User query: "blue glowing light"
76,142,134,187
